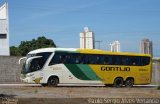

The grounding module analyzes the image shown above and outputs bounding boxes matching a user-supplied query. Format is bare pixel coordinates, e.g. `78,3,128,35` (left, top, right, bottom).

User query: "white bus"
19,48,152,87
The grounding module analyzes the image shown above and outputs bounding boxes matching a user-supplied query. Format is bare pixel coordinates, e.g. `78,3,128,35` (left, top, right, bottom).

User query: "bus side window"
96,56,101,64
59,55,66,63
49,53,61,65
91,55,98,64
104,56,110,65
74,54,83,64
121,56,129,65
112,56,119,65
80,54,86,64
84,54,89,64
130,57,136,65
88,55,94,64
130,57,140,66
141,57,150,66
121,57,126,65
65,54,72,64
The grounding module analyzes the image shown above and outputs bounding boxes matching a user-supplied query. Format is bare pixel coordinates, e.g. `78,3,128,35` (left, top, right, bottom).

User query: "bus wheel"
47,77,59,87
114,78,123,88
125,78,134,87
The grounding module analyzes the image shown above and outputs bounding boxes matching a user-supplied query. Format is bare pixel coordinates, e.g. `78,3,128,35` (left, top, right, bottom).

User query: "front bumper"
20,77,30,83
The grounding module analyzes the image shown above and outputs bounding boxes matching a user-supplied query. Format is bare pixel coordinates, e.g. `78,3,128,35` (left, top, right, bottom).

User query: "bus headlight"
26,73,34,77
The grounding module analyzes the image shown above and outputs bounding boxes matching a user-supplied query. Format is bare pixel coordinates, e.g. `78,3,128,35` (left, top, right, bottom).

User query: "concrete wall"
152,60,160,85
0,56,22,83
0,56,160,85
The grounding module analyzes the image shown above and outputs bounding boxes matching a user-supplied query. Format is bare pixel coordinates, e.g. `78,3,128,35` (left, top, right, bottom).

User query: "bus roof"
28,48,151,57
28,48,76,54
78,49,151,57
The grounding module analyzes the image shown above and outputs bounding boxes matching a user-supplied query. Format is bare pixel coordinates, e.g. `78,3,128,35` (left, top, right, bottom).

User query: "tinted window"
74,54,83,64
87,55,97,64
49,52,150,66
129,57,140,66
141,57,150,66
102,55,111,65
111,56,121,65
49,53,64,65
121,56,130,65
36,52,52,66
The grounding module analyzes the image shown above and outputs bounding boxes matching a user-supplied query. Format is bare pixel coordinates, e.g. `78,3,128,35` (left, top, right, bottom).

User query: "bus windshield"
21,52,52,74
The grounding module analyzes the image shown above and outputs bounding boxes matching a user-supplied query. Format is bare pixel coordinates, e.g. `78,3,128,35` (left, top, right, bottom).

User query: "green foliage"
10,46,21,56
10,36,56,56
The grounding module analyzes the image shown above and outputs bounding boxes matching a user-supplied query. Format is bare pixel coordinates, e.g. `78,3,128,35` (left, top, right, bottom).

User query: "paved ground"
0,85,159,98
0,85,160,104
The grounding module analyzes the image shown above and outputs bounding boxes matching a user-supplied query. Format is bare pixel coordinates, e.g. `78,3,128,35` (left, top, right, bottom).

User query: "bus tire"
114,77,123,88
47,76,59,87
125,78,134,87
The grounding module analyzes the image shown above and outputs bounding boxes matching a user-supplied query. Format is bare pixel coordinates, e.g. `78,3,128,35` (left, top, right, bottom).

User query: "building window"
0,34,7,39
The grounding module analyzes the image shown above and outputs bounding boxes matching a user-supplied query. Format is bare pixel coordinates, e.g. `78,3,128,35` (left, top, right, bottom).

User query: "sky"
0,0,160,57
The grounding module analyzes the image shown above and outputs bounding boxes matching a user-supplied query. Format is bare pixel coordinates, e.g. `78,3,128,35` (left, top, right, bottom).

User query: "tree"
10,46,21,56
10,36,56,56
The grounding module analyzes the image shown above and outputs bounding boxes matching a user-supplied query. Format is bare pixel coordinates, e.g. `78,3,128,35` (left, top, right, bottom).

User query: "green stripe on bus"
76,64,101,80
65,64,91,80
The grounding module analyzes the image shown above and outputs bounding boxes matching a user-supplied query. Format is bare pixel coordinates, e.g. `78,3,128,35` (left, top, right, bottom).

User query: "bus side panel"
131,65,151,85
90,65,151,85
43,64,63,84
62,64,103,84
90,65,126,84
44,64,103,84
